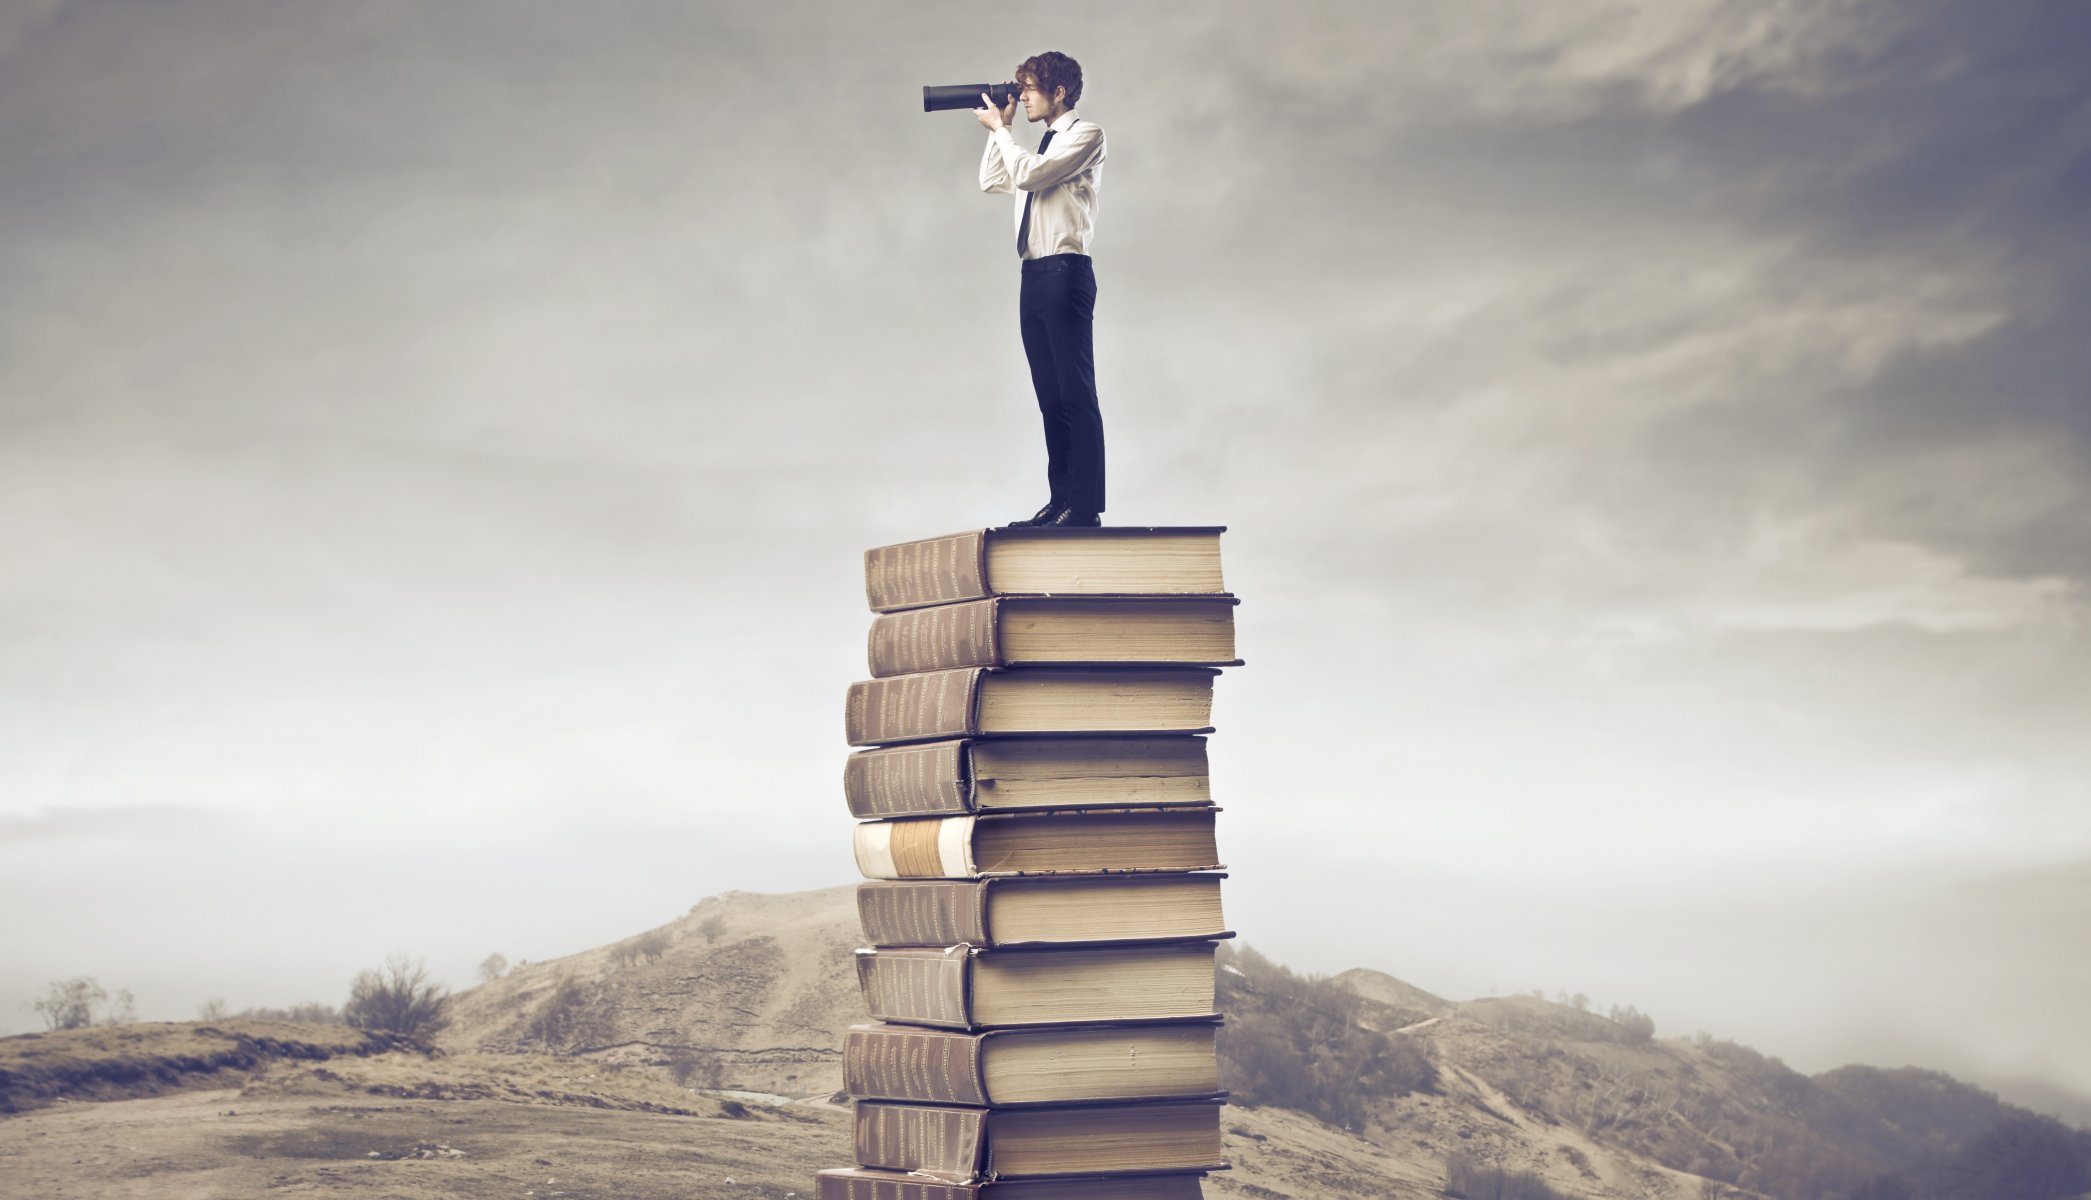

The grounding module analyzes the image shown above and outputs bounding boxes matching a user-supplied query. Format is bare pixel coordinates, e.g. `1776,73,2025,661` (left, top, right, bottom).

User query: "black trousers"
1019,253,1105,514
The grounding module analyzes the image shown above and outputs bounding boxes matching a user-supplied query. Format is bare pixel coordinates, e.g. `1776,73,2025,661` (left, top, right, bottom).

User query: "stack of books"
817,527,1241,1200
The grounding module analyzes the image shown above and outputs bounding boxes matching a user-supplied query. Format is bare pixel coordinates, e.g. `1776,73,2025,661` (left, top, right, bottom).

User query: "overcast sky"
3,0,2087,1118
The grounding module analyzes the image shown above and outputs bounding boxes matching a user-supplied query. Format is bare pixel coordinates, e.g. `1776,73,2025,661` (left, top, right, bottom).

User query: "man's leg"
1039,261,1104,514
1019,269,1072,512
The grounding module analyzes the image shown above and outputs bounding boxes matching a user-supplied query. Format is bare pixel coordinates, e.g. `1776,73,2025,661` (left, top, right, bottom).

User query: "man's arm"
989,121,1105,193
980,136,1015,194
978,92,1017,193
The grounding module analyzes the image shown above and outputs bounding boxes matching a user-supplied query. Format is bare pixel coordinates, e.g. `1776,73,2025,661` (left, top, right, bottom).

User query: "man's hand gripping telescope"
974,91,1017,133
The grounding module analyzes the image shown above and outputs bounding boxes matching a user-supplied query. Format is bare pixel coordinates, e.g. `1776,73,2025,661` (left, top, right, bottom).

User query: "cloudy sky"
3,0,2087,1115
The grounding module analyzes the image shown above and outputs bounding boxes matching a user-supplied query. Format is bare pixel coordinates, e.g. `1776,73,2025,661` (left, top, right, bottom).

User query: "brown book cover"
855,875,1231,949
852,808,1222,881
853,1101,985,1180
856,946,971,1028
843,1022,1224,1108
853,1101,1227,1182
845,1022,992,1106
844,737,1211,820
854,944,1220,1030
816,1167,1207,1199
858,878,995,945
845,667,1221,748
869,595,1000,677
847,667,984,746
844,739,973,818
863,527,1227,614
864,530,991,615
866,597,1241,678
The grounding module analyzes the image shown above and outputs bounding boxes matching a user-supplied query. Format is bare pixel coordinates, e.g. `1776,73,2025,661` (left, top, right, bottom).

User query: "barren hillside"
8,885,2088,1200
441,886,862,1096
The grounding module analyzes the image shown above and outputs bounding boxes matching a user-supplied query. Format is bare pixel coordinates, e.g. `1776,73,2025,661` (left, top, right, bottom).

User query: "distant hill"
428,885,2091,1200
1390,997,2067,1197
440,886,861,1096
1327,967,1453,1022
9,886,2090,1199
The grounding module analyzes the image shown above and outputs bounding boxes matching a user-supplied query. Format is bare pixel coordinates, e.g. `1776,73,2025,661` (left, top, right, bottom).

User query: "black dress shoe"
1041,508,1102,527
1008,500,1063,528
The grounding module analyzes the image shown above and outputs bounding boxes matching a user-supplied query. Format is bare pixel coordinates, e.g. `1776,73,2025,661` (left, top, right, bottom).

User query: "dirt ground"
0,1088,847,1200
0,1053,1467,1200
0,1053,848,1200
0,1029,1674,1200
0,1092,1501,1200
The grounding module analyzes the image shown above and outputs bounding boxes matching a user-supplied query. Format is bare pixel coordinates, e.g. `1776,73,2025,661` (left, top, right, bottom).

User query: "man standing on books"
976,51,1107,528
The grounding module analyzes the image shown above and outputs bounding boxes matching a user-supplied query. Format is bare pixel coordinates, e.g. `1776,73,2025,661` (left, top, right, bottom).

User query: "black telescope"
923,82,1020,113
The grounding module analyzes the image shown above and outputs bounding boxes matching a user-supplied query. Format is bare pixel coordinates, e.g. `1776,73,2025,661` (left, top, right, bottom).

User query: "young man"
976,51,1107,528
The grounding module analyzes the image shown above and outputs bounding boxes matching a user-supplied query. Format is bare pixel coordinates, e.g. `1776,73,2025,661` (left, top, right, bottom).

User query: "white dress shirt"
980,110,1106,259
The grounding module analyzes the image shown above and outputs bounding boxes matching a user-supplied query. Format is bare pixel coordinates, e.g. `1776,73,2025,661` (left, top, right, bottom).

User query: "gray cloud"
1106,0,2091,597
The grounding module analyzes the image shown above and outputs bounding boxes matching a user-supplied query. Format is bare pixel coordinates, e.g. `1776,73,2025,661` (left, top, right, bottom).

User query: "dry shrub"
343,956,448,1039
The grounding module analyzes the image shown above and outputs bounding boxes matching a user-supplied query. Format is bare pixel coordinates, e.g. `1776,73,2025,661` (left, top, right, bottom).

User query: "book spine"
817,1170,978,1200
818,1170,1207,1199
854,817,975,881
864,531,990,613
846,669,983,747
853,1103,986,1178
867,600,1001,677
856,950,974,1029
857,882,991,947
844,742,973,819
844,1025,990,1106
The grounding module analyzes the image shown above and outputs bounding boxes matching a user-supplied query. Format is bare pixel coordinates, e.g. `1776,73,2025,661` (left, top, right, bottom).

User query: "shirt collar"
1049,109,1080,133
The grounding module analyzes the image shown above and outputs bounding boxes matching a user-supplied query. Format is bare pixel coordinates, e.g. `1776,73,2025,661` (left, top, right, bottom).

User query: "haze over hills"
8,884,2089,1199
433,886,2091,1199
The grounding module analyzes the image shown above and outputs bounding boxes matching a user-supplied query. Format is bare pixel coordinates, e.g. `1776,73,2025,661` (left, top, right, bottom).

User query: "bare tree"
1608,1004,1656,1044
197,997,229,1021
697,914,728,945
477,953,509,984
32,977,107,1030
103,989,137,1025
344,955,448,1039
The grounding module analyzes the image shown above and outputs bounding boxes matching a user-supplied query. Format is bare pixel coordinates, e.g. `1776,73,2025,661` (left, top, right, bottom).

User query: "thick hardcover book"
844,667,1220,748
843,1022,1223,1107
854,943,1218,1030
853,808,1222,880
854,1100,1226,1180
866,596,1241,677
844,737,1212,819
856,875,1230,948
864,527,1227,614
816,1168,1207,1199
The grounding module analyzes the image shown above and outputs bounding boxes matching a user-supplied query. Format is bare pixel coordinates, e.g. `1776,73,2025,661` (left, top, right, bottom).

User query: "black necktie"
1017,127,1057,258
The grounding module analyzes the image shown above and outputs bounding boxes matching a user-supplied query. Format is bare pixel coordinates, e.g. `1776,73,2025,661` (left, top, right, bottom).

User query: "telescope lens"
922,81,1020,113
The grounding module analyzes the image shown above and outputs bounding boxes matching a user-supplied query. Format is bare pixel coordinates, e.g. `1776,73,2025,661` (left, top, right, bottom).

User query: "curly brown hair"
1015,51,1083,107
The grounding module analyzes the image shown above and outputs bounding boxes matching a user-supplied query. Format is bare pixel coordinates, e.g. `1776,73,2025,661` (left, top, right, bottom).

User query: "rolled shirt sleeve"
980,133,1015,194
991,121,1106,192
